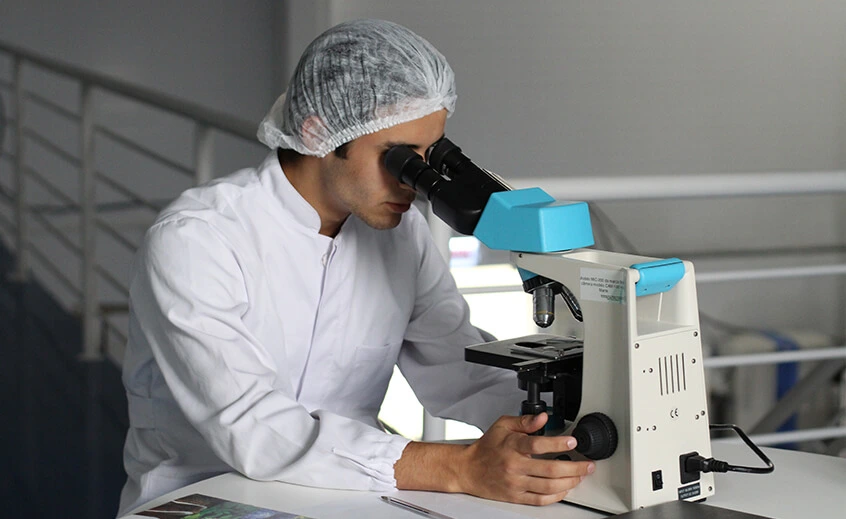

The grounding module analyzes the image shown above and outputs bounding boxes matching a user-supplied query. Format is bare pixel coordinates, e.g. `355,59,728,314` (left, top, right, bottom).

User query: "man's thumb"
517,412,548,433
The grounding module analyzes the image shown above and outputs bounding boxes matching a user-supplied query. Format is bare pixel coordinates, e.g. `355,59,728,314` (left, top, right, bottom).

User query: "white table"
123,443,846,519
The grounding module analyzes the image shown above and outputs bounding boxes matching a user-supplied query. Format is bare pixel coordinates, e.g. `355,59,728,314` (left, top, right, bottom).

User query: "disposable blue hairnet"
257,19,456,157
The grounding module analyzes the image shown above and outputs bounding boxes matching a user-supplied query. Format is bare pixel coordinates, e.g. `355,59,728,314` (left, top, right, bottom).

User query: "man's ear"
300,116,326,152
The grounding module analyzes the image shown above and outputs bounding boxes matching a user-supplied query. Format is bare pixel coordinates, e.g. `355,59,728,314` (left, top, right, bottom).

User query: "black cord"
686,423,775,475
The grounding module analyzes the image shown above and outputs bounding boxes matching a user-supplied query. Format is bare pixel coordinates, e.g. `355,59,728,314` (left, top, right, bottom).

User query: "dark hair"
333,141,350,159
276,142,350,167
276,147,303,167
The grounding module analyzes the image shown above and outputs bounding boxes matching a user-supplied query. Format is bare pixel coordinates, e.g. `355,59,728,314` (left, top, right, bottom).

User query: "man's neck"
277,150,347,237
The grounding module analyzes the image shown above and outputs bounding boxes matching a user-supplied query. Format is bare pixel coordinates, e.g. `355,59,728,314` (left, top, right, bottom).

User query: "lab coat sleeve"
133,216,410,489
396,218,524,431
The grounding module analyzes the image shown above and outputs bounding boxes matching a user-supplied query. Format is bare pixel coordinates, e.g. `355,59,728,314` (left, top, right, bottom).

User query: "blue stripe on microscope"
630,258,685,296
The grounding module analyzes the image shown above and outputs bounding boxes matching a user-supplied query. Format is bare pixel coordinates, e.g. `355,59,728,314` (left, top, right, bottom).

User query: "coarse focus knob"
572,412,618,460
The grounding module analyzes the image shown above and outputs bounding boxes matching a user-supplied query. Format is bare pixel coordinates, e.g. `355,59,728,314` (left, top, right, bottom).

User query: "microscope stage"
465,333,583,372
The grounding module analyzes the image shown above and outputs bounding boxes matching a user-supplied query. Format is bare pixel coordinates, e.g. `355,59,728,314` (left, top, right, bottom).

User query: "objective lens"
533,286,555,328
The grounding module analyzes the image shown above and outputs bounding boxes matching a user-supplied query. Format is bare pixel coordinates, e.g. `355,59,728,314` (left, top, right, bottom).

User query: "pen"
380,496,455,519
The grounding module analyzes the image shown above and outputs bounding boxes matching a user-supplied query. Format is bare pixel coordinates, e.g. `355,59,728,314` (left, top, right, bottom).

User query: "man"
118,19,593,516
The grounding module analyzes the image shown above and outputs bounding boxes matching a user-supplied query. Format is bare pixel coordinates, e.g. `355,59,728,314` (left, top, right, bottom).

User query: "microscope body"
384,138,714,514
513,249,714,513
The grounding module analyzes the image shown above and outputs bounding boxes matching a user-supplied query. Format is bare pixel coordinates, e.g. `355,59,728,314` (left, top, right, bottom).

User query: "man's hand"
394,413,595,506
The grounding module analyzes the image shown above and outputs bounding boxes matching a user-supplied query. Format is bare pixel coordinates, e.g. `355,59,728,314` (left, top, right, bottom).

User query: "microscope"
384,139,717,514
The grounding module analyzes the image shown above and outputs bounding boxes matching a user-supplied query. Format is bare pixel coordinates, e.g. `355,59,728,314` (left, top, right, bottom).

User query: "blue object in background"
761,331,800,450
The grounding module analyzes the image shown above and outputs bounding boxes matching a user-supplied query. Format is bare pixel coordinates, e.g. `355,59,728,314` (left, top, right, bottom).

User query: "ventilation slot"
658,353,687,396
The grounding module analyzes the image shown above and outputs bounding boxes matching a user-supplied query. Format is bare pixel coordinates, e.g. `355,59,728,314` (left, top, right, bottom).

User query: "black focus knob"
572,412,618,460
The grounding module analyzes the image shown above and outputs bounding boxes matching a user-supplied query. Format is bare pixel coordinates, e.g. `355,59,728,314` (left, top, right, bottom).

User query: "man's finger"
515,489,572,506
505,412,548,434
523,457,596,479
516,434,579,456
521,473,584,495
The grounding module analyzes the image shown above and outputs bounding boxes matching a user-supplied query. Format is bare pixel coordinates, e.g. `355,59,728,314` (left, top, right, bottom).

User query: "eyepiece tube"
383,139,509,236
427,137,510,192
384,145,445,196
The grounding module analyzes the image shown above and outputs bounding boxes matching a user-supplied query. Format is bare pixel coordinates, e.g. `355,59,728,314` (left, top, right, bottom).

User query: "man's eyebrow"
383,141,422,149
383,134,445,150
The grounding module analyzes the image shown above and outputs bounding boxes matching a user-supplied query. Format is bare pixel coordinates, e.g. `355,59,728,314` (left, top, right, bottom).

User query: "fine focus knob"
572,412,618,460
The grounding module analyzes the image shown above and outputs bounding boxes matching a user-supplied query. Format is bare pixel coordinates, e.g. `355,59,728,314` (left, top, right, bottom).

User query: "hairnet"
257,19,456,157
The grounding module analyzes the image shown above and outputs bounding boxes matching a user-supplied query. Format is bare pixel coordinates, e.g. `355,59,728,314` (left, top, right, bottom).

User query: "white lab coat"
117,152,522,516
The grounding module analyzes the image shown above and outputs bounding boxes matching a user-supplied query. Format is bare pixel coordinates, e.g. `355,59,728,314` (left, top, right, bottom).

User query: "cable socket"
680,424,774,485
685,454,729,474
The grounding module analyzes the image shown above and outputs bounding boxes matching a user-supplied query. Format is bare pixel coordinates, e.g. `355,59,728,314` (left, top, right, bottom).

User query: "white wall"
0,0,277,121
327,1,846,176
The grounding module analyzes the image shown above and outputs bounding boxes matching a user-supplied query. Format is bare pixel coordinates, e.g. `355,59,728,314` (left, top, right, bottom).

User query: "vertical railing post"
80,83,100,360
194,123,214,186
10,55,35,498
79,82,104,519
11,56,29,281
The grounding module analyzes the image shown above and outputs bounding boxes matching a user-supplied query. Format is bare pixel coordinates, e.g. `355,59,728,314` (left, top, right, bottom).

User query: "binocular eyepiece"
383,137,508,235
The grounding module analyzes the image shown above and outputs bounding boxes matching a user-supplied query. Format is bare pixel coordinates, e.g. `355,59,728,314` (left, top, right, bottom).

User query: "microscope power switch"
572,412,618,460
651,470,663,491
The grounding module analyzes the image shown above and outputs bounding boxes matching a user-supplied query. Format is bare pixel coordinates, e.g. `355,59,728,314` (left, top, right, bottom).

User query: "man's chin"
360,213,403,230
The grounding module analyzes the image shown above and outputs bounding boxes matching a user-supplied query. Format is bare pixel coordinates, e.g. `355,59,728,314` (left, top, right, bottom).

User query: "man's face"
317,109,447,232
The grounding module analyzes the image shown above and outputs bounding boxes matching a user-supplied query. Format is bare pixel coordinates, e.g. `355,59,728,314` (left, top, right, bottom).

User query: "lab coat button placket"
322,243,338,268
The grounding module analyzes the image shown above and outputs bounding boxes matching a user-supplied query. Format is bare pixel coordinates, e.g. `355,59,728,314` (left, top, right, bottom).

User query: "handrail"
703,346,846,368
713,426,846,446
26,242,81,296
0,39,257,140
95,264,129,298
29,210,83,256
23,127,82,166
697,264,846,283
25,90,80,121
96,125,194,177
456,263,846,295
96,217,140,251
24,165,79,209
95,171,166,213
510,171,846,201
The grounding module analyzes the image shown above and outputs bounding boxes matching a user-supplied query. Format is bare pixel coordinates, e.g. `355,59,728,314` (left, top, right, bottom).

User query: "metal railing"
0,40,263,361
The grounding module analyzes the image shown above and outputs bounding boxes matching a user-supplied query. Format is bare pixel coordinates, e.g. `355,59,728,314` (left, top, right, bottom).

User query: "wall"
0,0,277,121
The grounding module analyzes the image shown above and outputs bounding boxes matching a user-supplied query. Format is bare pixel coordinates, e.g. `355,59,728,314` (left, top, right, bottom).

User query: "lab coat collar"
258,151,324,234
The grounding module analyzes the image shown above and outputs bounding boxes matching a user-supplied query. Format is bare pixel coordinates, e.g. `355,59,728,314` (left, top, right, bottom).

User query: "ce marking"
670,408,680,419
